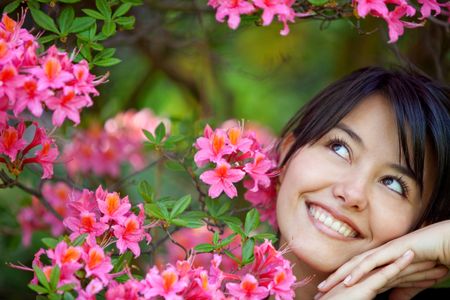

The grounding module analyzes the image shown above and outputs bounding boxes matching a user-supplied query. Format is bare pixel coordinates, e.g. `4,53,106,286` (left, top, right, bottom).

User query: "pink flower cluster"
0,121,59,178
208,0,450,42
63,185,152,258
32,240,114,297
208,0,312,36
194,122,279,228
0,14,102,126
64,109,170,178
106,240,298,300
18,182,75,246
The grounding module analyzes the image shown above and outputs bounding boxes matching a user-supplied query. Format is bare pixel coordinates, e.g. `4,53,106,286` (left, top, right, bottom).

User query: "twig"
165,228,188,260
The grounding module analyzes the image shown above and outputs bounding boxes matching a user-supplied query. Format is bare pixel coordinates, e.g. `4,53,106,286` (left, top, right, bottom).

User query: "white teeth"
309,205,358,238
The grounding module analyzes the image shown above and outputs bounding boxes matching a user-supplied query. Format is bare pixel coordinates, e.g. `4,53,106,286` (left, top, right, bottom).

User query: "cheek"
368,200,416,245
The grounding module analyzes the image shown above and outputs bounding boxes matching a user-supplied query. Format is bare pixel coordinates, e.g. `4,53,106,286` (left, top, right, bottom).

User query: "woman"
275,66,450,299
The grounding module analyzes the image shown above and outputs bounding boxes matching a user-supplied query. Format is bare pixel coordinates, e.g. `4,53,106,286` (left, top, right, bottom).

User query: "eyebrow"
389,164,417,183
335,123,364,147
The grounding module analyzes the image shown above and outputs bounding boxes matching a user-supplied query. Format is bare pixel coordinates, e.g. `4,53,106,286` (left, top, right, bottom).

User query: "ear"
278,133,295,182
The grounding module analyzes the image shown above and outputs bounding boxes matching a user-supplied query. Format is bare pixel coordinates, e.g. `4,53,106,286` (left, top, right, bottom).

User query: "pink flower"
268,266,296,300
105,279,142,300
46,88,90,126
354,0,389,18
194,126,232,167
31,138,59,179
417,0,441,18
14,77,52,117
97,189,131,223
244,178,278,229
141,266,188,299
226,274,269,299
83,244,113,284
227,126,253,153
77,278,104,300
253,0,297,35
64,211,108,242
0,63,22,101
47,241,83,269
70,60,99,98
244,152,274,192
214,0,256,30
0,122,27,161
200,161,245,198
383,5,423,43
29,46,73,90
112,214,145,257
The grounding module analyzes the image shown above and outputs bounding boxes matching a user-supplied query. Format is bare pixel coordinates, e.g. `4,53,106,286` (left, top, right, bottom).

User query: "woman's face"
276,94,434,272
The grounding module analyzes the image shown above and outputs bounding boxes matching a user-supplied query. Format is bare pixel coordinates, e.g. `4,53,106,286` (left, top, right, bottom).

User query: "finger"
318,250,375,291
393,265,448,285
343,247,413,287
388,287,424,300
394,260,436,278
357,250,415,295
313,292,324,300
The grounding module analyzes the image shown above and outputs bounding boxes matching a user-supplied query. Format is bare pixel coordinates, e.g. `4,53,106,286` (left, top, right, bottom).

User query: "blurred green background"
0,2,448,299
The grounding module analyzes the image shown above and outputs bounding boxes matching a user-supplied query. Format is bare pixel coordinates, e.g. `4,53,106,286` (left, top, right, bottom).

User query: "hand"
314,250,416,300
317,221,450,299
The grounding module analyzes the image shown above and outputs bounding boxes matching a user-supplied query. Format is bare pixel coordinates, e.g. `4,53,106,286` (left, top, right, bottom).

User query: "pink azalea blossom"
83,244,113,284
354,0,389,18
27,137,59,179
97,190,131,223
384,5,423,43
244,151,274,192
227,126,253,153
141,266,188,299
268,266,296,300
194,127,232,167
244,178,278,229
77,278,104,300
64,211,108,242
112,214,145,257
214,0,256,30
0,63,22,101
253,0,297,35
105,279,142,300
226,274,269,299
46,88,90,126
14,77,52,117
200,161,245,198
47,241,83,269
417,0,442,18
0,122,27,161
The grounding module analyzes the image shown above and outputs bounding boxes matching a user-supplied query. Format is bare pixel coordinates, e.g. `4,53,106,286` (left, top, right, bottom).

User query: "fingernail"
403,249,413,258
317,280,326,289
314,293,321,300
343,275,352,285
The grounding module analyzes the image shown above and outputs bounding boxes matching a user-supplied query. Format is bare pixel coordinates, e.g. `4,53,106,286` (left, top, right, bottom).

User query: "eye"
329,139,350,160
381,177,408,197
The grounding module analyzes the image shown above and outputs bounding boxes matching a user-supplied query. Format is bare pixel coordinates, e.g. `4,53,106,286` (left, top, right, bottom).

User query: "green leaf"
33,265,50,290
165,160,184,171
58,7,75,34
155,122,166,143
3,0,21,14
28,284,48,294
102,20,116,37
63,292,75,300
96,0,112,18
94,57,121,67
252,233,278,242
39,34,59,44
307,0,329,5
224,249,240,264
113,3,132,19
27,1,39,9
95,48,116,60
170,195,191,218
194,243,216,253
115,16,135,29
72,233,88,246
42,237,59,248
48,293,62,300
112,251,133,272
49,265,61,291
222,216,244,236
215,199,231,217
145,203,167,220
219,233,237,247
59,0,82,3
82,9,105,20
205,197,219,217
244,208,260,235
175,218,204,228
138,180,154,202
143,129,155,142
121,0,143,4
58,284,75,292
30,8,60,33
69,17,96,33
241,238,255,264
213,231,219,245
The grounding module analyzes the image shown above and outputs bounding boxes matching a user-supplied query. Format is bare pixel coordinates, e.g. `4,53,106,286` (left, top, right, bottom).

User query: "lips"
306,202,362,239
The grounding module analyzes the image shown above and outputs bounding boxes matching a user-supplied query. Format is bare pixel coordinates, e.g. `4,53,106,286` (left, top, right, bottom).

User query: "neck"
281,238,330,299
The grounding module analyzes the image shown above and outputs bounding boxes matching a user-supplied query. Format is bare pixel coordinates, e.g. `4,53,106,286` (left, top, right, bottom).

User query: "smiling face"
276,94,434,272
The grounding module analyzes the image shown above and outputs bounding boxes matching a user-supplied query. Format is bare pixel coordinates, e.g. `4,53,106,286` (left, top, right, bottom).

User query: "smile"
307,204,359,239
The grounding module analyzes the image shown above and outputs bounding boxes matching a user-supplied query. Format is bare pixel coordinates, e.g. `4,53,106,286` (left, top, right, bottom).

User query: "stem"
165,228,189,260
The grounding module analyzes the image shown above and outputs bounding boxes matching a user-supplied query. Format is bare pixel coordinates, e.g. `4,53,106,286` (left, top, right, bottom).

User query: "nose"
332,175,369,211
